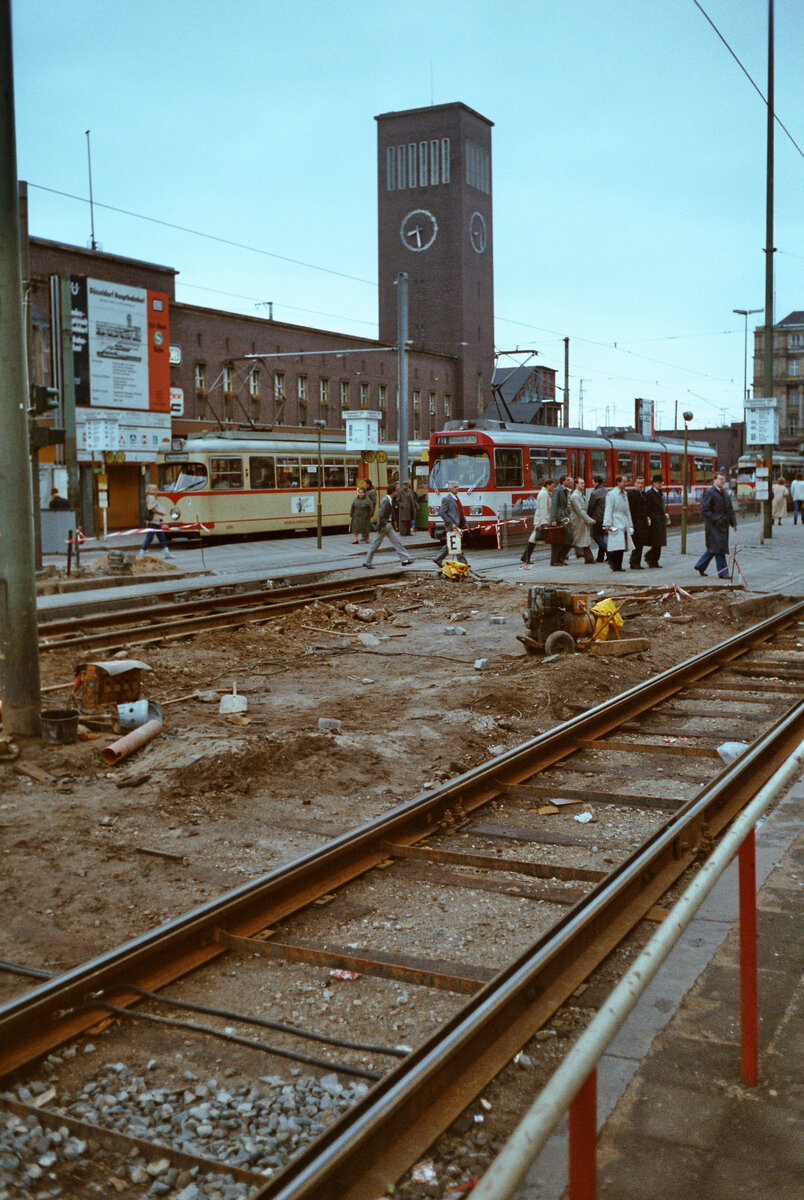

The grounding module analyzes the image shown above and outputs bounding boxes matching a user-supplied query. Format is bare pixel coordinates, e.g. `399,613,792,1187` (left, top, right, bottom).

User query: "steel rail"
1,604,801,1108
37,572,402,637
37,580,394,654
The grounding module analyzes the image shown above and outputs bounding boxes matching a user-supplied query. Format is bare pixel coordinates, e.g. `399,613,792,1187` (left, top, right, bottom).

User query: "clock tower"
375,102,494,421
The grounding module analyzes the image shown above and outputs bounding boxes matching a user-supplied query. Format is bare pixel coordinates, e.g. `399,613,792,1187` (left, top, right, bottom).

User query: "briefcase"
543,524,569,546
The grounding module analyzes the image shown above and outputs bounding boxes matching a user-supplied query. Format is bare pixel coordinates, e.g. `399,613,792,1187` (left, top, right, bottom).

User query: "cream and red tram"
427,420,718,537
157,430,427,538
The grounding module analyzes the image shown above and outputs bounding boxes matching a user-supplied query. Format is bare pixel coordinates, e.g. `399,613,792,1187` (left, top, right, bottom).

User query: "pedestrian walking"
139,484,173,558
520,478,555,567
643,475,667,568
363,479,378,529
569,478,595,563
772,478,789,525
549,473,572,566
396,480,418,535
434,481,468,567
364,484,413,568
627,477,649,569
349,486,373,544
602,475,633,572
586,476,608,562
791,473,804,525
695,472,737,579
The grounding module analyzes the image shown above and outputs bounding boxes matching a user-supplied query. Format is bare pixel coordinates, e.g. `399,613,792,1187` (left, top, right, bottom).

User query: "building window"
790,333,804,348
273,371,286,421
222,363,235,397
790,359,800,377
419,141,428,185
477,373,483,408
378,384,387,410
429,391,437,416
386,146,395,191
396,145,406,190
194,362,207,393
407,142,417,187
412,389,420,412
441,138,450,183
340,380,350,411
413,421,421,440
297,375,308,402
248,367,260,399
443,393,451,419
465,140,490,193
430,139,439,184
380,422,387,441
360,382,369,409
320,378,330,407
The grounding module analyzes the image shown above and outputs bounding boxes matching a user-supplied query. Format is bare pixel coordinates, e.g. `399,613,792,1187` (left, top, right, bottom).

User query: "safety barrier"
472,736,804,1200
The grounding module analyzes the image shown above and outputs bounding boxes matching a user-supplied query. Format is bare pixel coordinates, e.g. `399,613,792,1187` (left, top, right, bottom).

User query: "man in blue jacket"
695,473,737,579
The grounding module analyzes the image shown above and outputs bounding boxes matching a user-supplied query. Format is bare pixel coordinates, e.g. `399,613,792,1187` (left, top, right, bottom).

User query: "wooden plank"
574,739,720,758
586,637,651,656
496,782,684,810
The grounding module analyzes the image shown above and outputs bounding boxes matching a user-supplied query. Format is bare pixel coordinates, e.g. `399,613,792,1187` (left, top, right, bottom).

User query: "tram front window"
429,451,490,492
159,463,208,492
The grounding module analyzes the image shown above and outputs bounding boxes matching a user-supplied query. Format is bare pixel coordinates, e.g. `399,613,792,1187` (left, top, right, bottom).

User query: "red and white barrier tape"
65,522,209,545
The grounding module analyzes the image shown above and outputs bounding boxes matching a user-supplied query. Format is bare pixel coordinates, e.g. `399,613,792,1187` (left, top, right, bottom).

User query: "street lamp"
680,410,693,555
733,308,762,404
313,419,326,549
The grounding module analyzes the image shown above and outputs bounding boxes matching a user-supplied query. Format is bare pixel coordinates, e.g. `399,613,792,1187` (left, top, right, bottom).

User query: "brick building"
26,100,496,530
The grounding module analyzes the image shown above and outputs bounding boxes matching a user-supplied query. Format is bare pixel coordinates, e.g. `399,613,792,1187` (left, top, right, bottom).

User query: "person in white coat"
602,475,633,572
520,479,556,567
569,479,596,563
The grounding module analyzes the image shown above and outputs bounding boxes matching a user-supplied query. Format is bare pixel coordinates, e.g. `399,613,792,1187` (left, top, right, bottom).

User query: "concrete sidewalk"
512,780,804,1200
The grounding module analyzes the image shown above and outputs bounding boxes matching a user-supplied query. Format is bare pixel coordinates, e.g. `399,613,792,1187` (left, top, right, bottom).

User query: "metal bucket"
40,709,80,745
117,700,151,731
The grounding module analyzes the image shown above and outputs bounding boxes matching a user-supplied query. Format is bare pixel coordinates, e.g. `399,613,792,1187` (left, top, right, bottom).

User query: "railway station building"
752,311,804,451
24,100,498,532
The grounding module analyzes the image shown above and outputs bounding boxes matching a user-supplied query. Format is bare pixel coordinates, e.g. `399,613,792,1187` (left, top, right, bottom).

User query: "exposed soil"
0,575,781,1197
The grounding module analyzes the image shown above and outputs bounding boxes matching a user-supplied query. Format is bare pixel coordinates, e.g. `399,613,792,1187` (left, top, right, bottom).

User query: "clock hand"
407,225,422,247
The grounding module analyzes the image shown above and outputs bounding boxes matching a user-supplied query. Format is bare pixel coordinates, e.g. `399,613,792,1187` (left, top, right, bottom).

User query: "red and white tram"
427,420,718,538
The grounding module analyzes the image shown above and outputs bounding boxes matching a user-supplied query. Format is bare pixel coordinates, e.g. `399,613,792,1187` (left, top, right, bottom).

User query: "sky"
10,0,804,432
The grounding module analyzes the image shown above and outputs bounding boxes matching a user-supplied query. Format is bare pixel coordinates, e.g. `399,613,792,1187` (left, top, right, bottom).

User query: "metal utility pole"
733,308,762,402
397,272,409,485
85,130,98,251
761,0,775,541
0,0,42,736
563,338,569,426
59,273,80,516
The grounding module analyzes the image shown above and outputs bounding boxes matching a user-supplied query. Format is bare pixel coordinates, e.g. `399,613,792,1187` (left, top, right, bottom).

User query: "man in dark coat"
586,476,608,562
627,477,649,569
434,481,468,567
549,473,572,566
643,475,667,568
695,472,737,579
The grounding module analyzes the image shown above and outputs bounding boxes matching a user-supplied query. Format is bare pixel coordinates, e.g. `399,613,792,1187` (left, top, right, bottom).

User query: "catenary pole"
762,0,775,540
0,0,42,736
563,337,569,427
397,273,409,485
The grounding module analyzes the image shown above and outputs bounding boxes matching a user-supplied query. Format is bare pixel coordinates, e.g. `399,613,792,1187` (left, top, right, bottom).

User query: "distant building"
655,422,743,474
752,311,804,448
483,364,560,425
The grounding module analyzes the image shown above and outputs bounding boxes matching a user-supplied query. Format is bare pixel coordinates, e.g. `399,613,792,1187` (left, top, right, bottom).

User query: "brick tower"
375,102,494,421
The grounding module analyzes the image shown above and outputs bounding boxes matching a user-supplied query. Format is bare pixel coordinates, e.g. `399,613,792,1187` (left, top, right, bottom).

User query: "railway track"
37,571,404,655
2,600,803,1199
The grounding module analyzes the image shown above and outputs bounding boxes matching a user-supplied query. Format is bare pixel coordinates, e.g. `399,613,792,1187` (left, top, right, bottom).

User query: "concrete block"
444,626,467,636
489,615,506,625
474,658,490,670
318,717,342,732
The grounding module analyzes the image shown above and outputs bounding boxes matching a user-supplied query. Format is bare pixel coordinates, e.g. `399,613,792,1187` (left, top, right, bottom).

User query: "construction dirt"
0,574,784,1197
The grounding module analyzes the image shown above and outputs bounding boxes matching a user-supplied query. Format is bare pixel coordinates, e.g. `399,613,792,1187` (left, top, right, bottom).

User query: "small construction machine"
517,586,645,656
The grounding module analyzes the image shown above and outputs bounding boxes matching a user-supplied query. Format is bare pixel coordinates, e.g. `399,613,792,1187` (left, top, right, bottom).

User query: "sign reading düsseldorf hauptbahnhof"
70,277,171,412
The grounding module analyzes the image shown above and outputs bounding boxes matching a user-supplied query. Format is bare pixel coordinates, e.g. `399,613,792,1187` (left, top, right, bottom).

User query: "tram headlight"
468,505,483,516
170,506,181,521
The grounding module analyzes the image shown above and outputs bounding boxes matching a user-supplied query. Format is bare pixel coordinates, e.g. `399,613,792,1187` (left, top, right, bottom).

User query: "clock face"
469,211,487,254
400,209,438,252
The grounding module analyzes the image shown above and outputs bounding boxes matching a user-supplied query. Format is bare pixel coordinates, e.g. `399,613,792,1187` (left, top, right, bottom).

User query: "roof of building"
777,311,804,327
30,236,177,276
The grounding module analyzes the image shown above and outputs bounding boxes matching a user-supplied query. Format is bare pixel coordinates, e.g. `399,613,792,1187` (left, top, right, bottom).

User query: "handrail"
472,735,804,1200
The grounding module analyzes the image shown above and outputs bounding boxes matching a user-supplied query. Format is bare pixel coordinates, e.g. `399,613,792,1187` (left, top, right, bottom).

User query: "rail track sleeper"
382,842,607,883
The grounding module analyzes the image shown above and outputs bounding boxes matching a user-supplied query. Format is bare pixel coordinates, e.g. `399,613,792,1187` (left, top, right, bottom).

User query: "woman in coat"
569,479,595,563
772,478,789,525
602,475,633,572
349,487,373,543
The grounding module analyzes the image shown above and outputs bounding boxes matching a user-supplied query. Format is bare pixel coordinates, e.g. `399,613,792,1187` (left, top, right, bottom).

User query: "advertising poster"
70,278,171,412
